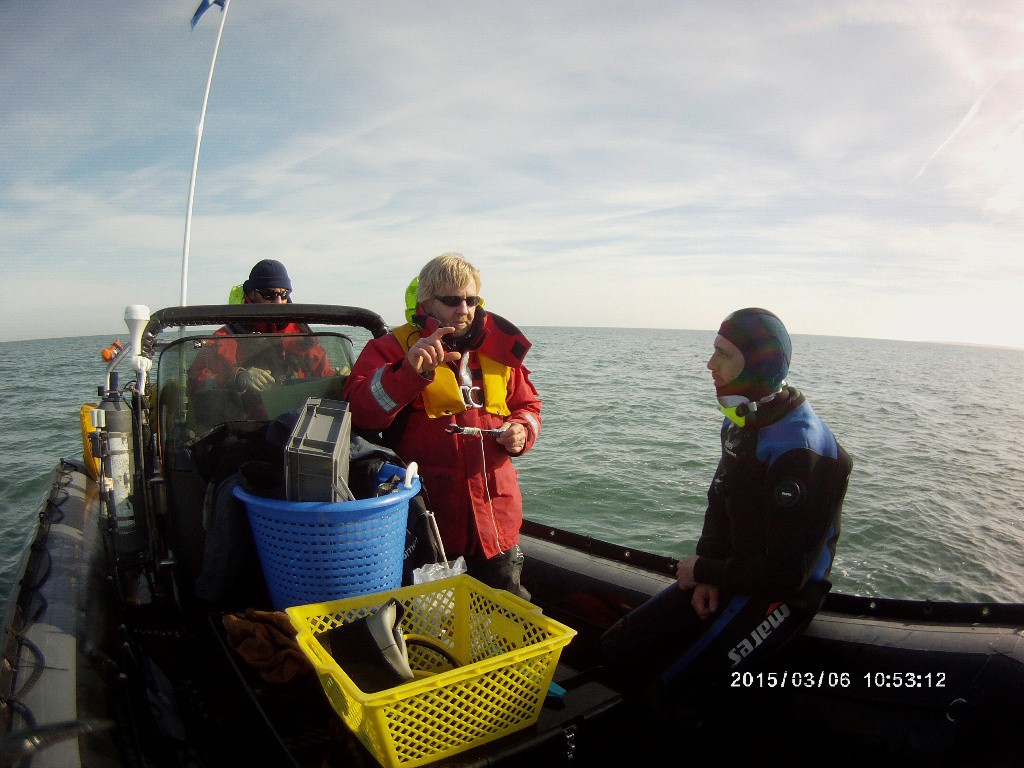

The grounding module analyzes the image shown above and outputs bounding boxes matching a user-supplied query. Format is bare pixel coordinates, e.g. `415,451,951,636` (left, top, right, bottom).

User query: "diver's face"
426,281,479,337
707,334,744,389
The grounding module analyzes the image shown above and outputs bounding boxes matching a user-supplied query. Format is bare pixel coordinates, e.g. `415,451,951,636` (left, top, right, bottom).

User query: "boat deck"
118,601,627,768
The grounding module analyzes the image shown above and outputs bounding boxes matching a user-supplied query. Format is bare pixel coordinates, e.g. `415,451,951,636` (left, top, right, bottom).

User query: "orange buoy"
101,339,124,362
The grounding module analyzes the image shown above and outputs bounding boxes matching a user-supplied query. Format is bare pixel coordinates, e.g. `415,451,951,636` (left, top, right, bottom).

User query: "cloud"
2,1,1024,345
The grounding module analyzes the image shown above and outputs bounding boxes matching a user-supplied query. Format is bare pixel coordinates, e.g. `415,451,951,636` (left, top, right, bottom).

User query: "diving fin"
319,598,415,693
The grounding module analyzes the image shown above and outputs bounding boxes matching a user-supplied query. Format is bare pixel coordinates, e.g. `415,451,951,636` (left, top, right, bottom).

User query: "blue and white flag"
190,0,226,29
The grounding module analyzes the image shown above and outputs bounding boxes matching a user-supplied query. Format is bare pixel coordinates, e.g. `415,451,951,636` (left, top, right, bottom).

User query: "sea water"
1,328,1022,607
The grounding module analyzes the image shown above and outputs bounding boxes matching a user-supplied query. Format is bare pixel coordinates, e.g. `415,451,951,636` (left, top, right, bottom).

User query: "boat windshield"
154,329,355,442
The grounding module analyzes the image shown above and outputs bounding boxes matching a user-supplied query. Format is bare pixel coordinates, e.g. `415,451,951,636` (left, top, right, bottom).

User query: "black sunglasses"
434,295,482,307
256,288,291,300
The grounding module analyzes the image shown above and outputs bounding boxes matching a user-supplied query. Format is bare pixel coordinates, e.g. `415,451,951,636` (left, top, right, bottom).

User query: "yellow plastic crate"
287,575,576,768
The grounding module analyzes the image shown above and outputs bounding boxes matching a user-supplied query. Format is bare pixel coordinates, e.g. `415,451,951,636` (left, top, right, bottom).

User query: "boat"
2,301,1022,768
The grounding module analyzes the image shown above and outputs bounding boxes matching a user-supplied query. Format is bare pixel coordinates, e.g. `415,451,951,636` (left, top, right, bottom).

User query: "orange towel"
223,609,312,684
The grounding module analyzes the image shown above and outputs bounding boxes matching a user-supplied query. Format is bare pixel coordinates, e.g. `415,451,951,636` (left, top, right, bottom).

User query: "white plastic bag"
411,494,467,584
413,555,467,585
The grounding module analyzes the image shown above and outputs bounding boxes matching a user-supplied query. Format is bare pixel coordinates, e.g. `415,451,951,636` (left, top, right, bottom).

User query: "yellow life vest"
393,323,512,418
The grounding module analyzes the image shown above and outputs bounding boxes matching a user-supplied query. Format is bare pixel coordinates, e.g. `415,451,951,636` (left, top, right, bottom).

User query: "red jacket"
343,319,542,559
189,322,333,391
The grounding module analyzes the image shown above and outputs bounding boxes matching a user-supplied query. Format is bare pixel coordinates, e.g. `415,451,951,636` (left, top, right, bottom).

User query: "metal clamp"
459,385,484,408
563,724,578,761
446,424,506,438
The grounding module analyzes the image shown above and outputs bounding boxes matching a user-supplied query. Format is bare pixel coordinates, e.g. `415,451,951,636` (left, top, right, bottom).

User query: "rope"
2,459,79,738
8,636,44,702
476,437,504,554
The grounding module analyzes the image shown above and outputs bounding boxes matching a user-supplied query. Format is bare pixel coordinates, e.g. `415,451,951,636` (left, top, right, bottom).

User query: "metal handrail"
139,304,389,358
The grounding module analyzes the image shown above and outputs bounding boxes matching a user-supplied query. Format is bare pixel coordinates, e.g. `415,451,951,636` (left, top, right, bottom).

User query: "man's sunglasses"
257,288,291,300
434,295,482,307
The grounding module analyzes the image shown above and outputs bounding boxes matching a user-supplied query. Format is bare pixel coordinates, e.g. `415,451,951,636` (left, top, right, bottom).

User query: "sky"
3,1,1024,347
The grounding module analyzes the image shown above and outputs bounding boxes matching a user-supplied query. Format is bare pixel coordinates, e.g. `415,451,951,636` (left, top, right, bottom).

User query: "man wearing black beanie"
190,260,333,396
242,259,293,300
602,308,852,705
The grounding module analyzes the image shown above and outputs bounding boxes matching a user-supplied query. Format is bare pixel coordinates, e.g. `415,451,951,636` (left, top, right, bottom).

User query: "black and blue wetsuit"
602,386,852,700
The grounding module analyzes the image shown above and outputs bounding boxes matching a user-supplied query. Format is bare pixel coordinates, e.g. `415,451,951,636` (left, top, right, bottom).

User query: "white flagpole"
181,0,232,307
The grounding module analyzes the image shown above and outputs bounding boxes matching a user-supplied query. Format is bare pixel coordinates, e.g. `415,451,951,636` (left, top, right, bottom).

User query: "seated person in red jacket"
189,260,334,419
343,253,542,598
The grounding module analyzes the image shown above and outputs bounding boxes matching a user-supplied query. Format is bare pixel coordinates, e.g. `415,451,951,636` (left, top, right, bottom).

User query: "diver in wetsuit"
602,308,852,702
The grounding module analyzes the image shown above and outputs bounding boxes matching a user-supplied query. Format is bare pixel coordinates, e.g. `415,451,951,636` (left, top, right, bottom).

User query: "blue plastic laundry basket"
234,464,419,610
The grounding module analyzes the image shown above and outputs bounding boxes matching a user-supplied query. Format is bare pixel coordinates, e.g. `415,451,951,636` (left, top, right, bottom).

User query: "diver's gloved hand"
235,367,275,392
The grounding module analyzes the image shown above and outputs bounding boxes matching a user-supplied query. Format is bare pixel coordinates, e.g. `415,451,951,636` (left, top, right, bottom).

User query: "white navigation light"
124,305,152,389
